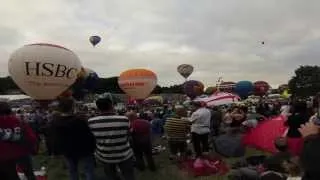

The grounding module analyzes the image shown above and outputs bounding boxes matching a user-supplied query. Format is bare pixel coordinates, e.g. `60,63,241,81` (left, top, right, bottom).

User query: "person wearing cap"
164,105,190,159
190,101,211,157
88,94,135,180
51,98,96,180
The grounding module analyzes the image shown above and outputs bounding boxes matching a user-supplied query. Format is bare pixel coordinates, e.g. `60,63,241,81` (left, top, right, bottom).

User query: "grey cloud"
0,0,320,88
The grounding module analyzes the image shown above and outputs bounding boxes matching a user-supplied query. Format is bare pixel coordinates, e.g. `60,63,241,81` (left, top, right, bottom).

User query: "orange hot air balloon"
118,69,157,99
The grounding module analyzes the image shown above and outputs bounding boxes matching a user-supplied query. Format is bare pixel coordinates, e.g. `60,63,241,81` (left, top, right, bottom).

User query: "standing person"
126,111,156,171
88,95,135,180
51,98,96,180
0,102,37,180
190,102,211,157
299,121,320,180
285,101,309,156
164,105,190,160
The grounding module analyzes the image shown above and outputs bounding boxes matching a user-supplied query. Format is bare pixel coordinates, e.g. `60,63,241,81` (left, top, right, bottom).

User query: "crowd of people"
1,94,320,180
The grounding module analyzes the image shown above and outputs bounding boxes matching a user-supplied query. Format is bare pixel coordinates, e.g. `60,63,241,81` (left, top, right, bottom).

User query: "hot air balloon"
83,68,99,91
253,81,270,96
204,86,217,95
183,80,204,99
234,81,253,99
177,64,194,80
8,43,82,100
118,69,157,99
219,81,236,93
89,35,101,47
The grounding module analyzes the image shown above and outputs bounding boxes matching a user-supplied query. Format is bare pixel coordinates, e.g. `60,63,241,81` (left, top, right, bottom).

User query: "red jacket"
0,115,37,161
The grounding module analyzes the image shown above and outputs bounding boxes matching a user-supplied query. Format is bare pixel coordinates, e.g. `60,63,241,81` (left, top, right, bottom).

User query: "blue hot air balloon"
89,35,101,47
234,81,253,99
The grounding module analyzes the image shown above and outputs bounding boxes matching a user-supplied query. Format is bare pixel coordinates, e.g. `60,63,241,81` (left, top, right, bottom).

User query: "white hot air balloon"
8,43,82,100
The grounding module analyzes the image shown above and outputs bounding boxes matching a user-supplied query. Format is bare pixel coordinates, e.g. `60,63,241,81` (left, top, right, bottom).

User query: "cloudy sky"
1,0,320,87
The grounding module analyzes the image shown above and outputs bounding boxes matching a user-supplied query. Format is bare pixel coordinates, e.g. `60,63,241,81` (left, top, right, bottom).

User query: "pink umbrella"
194,92,240,107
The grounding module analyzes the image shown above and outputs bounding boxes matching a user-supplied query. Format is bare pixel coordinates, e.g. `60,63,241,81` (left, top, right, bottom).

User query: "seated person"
229,137,291,180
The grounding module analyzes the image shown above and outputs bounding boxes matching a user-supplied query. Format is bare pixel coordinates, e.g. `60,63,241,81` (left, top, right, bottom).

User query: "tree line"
0,76,184,95
1,65,320,97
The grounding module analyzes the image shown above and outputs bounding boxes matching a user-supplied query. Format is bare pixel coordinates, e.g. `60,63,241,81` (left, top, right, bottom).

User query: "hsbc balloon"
8,43,82,100
118,69,157,99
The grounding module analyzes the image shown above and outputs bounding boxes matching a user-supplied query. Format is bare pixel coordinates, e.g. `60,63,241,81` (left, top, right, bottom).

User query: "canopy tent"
194,92,240,107
0,94,31,101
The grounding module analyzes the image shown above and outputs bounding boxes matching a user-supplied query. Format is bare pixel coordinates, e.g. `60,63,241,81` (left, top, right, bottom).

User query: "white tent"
0,94,31,101
194,92,240,107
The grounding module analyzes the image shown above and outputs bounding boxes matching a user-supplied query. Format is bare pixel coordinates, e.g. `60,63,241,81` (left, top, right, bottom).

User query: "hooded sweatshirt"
0,115,37,161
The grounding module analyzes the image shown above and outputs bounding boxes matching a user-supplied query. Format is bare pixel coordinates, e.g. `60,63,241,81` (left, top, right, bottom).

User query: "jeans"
65,155,95,180
191,132,209,157
0,160,20,180
103,158,135,180
132,140,156,171
16,156,37,180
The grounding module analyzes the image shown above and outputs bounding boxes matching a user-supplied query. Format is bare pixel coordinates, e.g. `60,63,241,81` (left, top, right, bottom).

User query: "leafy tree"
288,65,320,97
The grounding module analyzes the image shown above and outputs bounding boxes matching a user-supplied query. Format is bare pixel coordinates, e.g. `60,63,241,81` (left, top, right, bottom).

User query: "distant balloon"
253,81,270,96
118,69,157,99
219,81,236,93
183,80,204,99
8,43,82,100
234,81,253,98
204,86,217,95
177,64,194,79
261,41,265,45
89,36,101,47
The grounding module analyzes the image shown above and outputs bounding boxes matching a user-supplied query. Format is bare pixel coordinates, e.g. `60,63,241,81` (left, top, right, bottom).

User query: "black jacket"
301,135,320,180
51,114,96,158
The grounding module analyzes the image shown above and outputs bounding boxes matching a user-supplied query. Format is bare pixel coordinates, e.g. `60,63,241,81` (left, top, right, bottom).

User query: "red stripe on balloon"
26,43,72,52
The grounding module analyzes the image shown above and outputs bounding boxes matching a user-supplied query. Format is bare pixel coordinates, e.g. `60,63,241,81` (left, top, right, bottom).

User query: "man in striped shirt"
164,105,190,159
88,95,135,180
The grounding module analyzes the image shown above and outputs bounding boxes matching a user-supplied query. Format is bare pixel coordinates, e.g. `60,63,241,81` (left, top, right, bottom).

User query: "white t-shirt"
280,105,291,116
190,107,211,134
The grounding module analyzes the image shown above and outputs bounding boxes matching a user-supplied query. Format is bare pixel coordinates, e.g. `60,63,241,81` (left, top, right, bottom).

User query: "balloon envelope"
118,69,157,99
89,36,101,46
234,81,253,98
253,81,270,96
183,80,204,99
177,64,194,79
204,86,217,95
8,43,82,100
219,81,236,92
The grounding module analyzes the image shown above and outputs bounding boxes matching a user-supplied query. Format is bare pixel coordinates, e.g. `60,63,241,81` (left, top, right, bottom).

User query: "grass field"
33,141,267,180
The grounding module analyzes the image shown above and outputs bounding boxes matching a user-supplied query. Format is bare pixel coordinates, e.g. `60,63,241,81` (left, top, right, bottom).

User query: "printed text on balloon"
24,62,78,79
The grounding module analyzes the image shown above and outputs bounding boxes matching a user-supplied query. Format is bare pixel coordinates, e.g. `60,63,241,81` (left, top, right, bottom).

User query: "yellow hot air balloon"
118,69,157,99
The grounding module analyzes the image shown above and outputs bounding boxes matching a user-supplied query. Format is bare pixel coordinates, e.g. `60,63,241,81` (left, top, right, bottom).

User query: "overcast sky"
1,0,320,87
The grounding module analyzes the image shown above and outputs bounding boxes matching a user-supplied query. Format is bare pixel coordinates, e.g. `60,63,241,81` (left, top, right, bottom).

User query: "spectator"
51,98,96,180
0,101,37,180
285,101,309,155
165,105,190,159
299,121,320,180
190,101,211,157
126,111,156,171
88,95,135,180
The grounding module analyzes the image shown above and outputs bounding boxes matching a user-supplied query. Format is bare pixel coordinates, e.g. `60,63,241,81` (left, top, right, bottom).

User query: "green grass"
33,141,268,180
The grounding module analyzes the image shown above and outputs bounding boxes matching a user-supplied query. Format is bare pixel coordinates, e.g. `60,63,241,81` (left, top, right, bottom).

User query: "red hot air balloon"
219,81,236,93
254,81,270,96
